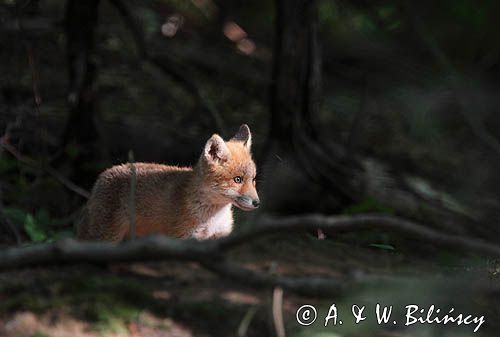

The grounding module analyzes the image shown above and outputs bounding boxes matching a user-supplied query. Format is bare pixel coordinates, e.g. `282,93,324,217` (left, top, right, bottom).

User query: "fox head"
200,124,260,211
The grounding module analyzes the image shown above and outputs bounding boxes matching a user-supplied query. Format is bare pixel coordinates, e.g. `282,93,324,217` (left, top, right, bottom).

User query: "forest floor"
1,234,499,337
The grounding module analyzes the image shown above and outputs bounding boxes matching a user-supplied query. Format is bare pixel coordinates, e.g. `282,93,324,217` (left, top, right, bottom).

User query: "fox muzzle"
236,195,260,210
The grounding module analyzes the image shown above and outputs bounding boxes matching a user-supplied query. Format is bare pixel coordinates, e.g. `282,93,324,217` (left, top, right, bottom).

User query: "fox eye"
234,176,243,183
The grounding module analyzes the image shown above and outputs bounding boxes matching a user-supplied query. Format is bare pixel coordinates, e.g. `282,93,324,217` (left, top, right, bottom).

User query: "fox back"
77,124,259,241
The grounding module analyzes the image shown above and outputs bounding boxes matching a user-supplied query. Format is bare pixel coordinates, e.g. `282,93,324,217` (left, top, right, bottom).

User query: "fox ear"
231,124,252,150
204,134,230,164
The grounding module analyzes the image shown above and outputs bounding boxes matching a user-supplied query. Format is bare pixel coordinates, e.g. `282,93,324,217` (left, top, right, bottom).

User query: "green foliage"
4,207,55,242
17,174,30,191
89,302,137,335
64,142,80,160
3,206,26,225
351,13,376,33
450,0,490,31
376,3,401,31
24,214,48,242
318,1,339,26
72,277,165,334
377,4,396,19
0,157,18,173
368,243,396,251
137,7,160,37
31,332,51,337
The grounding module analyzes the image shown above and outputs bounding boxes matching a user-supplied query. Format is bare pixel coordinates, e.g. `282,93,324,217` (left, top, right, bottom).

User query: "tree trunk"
269,0,321,145
62,0,100,162
264,0,482,237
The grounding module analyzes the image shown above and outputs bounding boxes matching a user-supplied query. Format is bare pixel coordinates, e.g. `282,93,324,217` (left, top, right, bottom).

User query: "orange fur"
77,125,259,241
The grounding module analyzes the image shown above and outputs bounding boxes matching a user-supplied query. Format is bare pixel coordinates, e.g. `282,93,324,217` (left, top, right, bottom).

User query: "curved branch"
218,214,500,257
202,258,500,296
1,213,500,295
1,213,499,270
0,235,214,270
201,259,347,296
107,0,147,58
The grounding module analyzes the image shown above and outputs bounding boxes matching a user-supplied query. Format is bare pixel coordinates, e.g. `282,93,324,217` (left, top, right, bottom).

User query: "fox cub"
77,124,259,241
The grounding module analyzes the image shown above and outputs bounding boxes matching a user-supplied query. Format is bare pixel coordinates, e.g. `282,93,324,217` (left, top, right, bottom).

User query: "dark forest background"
1,0,500,336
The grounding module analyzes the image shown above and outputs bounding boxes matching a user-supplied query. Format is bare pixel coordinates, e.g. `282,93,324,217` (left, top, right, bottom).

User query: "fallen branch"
1,234,498,297
0,235,212,270
0,235,360,296
1,213,500,296
201,259,347,296
218,214,500,257
2,214,500,269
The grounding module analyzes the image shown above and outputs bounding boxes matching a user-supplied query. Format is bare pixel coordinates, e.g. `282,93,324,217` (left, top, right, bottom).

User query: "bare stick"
272,287,286,337
237,306,258,337
26,45,42,109
128,150,137,240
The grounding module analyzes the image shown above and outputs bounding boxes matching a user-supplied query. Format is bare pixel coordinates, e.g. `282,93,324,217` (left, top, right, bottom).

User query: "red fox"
77,124,259,241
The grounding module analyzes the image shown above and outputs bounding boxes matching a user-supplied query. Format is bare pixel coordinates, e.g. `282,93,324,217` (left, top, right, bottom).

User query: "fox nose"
252,199,260,207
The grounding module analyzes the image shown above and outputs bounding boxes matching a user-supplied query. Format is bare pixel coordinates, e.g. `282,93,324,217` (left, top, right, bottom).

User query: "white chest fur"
192,204,233,240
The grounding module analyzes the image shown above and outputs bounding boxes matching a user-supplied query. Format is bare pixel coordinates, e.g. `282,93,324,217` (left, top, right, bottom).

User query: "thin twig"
237,306,258,337
26,45,42,112
0,187,22,243
272,287,285,337
128,150,137,240
107,0,226,134
0,140,90,199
